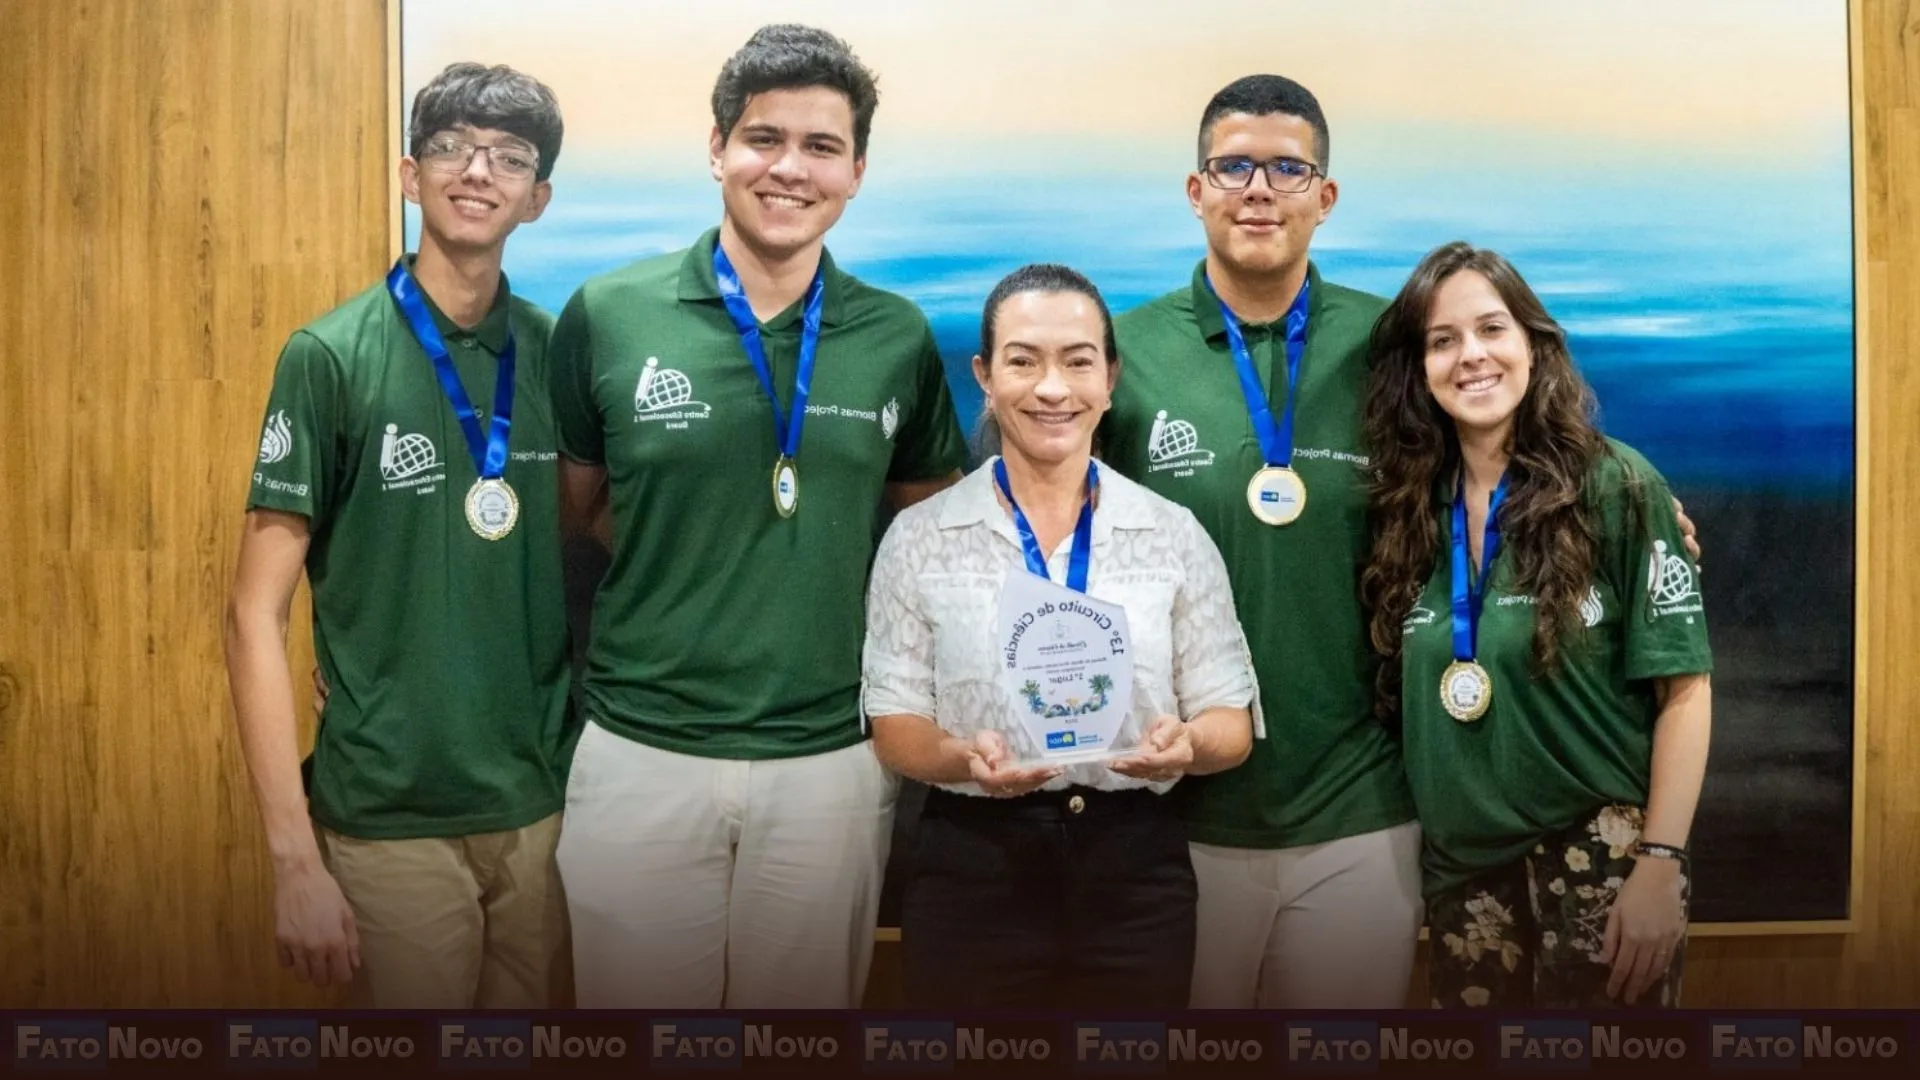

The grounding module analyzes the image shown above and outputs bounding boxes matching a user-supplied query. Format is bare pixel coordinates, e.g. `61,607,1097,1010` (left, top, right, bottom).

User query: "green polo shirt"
1400,440,1711,897
246,263,575,840
1106,260,1414,849
549,228,968,759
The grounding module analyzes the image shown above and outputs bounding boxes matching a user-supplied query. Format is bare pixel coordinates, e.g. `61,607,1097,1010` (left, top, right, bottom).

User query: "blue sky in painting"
422,148,1853,493
399,0,1855,494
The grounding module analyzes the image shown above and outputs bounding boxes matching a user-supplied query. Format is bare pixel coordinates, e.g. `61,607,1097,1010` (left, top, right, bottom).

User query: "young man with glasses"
226,62,575,1008
1107,74,1704,1010
1100,74,1423,1008
546,24,966,1008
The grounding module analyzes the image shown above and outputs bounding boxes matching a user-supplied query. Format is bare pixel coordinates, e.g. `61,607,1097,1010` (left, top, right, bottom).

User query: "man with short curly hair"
549,25,966,1008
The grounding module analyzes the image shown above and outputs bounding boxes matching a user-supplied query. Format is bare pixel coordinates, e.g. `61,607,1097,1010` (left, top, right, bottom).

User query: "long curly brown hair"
1360,242,1610,723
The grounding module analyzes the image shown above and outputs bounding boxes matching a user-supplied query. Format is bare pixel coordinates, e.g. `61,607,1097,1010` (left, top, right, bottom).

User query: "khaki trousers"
317,811,569,1009
556,721,897,1008
1188,820,1425,1008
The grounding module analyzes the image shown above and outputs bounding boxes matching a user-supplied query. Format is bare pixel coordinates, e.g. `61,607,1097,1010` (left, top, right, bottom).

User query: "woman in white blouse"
862,263,1260,1007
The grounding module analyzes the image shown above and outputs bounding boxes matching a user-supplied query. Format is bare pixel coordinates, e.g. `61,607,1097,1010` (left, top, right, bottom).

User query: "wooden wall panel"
0,0,386,1007
1844,0,1920,1008
0,0,1915,1009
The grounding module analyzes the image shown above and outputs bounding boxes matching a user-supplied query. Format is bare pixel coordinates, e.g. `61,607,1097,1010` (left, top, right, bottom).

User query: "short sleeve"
246,331,339,521
549,287,605,465
860,513,939,731
1608,458,1713,681
886,320,969,482
1167,508,1264,736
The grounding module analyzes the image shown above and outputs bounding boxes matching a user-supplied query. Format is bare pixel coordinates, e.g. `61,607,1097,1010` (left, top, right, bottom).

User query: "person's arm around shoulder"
550,287,613,549
559,458,611,549
1108,505,1255,783
883,320,969,512
885,471,961,511
223,509,359,987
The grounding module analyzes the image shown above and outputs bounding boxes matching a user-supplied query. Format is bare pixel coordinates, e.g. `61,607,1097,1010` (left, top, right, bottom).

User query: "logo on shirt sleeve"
258,410,293,464
1646,540,1702,621
1580,586,1604,628
881,397,900,440
1146,410,1215,475
633,356,711,424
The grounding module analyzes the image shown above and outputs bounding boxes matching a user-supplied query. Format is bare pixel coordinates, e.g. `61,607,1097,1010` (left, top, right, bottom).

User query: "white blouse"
861,458,1263,795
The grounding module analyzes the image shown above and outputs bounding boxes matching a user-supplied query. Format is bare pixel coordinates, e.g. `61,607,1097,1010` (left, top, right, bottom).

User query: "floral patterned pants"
1426,804,1690,1009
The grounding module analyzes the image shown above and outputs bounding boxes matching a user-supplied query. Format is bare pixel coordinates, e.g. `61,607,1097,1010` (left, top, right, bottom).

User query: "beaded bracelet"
1632,840,1687,861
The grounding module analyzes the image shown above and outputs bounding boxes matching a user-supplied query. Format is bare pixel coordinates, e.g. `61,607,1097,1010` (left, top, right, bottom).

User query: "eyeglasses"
1201,155,1322,194
420,136,540,180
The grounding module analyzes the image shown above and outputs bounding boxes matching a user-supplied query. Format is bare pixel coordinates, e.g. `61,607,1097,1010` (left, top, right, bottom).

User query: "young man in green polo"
225,62,575,1008
1102,75,1421,1008
547,24,967,1008
1106,75,1699,1008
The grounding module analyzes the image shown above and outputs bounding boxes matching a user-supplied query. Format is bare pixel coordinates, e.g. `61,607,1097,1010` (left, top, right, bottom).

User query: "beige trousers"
556,721,897,1008
1188,820,1425,1008
317,811,570,1009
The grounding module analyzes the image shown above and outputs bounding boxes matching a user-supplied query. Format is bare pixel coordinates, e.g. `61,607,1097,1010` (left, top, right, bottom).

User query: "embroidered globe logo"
1150,415,1201,462
641,368,694,411
632,358,710,419
1648,540,1697,605
385,431,438,477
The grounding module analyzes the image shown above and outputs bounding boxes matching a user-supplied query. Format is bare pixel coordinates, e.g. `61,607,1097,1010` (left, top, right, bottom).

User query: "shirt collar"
676,225,848,328
399,253,513,354
937,457,1159,554
1188,258,1325,343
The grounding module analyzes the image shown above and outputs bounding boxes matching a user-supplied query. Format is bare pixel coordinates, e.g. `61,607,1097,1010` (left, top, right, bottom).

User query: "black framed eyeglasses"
420,136,540,180
1201,155,1322,193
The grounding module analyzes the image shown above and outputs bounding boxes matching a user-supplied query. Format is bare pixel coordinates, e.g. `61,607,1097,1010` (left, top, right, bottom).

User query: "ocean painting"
402,0,1856,922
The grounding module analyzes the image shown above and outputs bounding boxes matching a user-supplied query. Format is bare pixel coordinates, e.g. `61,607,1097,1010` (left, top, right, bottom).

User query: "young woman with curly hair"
1360,242,1712,1010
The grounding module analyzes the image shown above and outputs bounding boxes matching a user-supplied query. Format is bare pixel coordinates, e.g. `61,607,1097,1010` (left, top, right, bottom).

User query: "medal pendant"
465,477,519,541
1246,465,1307,526
1440,659,1493,722
772,456,799,518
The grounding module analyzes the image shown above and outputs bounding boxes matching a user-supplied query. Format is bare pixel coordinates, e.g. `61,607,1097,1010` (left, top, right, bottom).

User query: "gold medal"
1246,466,1307,526
1439,659,1493,722
771,456,799,518
465,477,519,541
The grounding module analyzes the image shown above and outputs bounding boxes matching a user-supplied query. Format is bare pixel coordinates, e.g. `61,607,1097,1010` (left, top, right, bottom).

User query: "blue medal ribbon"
1208,274,1310,468
385,260,515,481
1450,471,1512,663
994,458,1098,594
713,241,825,462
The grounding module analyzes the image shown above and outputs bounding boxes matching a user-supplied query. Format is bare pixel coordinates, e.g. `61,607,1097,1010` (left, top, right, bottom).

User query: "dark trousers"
901,785,1197,1008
